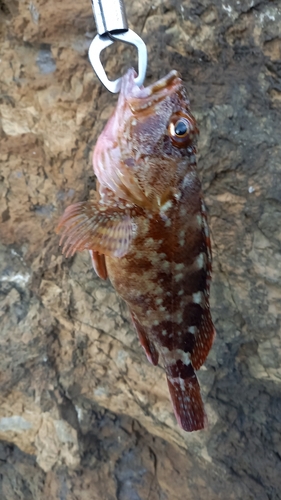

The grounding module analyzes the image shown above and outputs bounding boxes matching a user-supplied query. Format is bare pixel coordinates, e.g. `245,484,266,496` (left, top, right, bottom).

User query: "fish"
56,69,215,432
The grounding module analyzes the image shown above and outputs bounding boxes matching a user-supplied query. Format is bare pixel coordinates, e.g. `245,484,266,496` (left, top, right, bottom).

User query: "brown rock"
1,0,281,498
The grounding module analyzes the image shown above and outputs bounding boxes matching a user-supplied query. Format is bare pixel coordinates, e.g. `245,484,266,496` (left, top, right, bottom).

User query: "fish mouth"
124,70,184,113
148,70,182,95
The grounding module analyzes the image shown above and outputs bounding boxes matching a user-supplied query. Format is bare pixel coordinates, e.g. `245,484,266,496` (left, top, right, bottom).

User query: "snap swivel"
89,0,147,93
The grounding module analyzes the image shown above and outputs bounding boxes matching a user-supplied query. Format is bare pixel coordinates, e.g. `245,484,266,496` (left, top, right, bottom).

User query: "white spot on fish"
201,200,207,213
178,289,184,296
180,206,186,217
161,200,173,212
196,252,206,269
175,272,184,282
176,349,191,365
153,320,159,326
175,312,183,323
154,285,164,296
156,298,163,305
182,173,194,189
179,229,185,247
145,238,155,247
203,218,210,237
197,214,203,226
192,291,204,305
162,260,170,270
150,253,161,265
188,326,198,335
163,349,191,368
175,263,184,271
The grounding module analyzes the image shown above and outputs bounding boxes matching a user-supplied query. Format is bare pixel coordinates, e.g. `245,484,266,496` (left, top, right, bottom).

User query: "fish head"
93,69,199,210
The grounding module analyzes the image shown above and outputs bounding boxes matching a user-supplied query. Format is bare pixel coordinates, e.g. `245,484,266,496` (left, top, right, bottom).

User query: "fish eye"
168,113,198,148
174,119,190,137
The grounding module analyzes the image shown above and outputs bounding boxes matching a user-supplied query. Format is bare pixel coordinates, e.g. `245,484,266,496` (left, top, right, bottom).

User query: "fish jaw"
93,69,199,211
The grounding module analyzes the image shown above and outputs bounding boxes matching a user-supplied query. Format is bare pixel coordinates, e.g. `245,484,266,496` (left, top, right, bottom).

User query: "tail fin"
166,362,206,432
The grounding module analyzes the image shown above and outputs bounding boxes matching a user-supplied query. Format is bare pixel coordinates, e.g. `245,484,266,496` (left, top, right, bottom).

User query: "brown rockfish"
57,69,215,432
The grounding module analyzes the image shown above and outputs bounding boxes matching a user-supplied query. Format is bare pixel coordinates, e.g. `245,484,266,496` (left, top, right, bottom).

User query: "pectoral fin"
56,201,134,258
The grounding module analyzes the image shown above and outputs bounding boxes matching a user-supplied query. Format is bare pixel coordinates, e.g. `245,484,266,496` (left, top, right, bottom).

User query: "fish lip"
122,69,184,112
146,70,182,95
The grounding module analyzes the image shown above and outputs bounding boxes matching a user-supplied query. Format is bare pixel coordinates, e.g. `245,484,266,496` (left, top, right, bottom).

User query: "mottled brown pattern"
176,333,195,354
183,303,204,327
167,360,195,379
151,322,196,355
182,268,207,295
57,70,215,432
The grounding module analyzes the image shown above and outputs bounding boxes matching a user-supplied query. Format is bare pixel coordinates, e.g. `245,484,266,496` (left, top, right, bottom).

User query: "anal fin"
131,312,159,366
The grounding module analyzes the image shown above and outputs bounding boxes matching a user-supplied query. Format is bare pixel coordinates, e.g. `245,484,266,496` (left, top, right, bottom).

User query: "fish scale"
57,68,215,432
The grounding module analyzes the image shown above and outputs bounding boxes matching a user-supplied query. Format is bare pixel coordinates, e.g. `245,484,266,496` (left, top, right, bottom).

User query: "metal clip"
89,0,147,93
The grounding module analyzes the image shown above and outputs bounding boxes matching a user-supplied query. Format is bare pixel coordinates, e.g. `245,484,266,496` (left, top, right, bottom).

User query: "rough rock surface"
0,0,281,498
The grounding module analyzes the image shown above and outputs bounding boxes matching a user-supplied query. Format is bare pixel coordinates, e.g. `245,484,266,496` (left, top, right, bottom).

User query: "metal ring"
88,29,147,93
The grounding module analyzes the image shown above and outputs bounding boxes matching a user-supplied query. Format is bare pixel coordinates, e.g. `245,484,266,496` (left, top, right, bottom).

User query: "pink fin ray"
56,201,133,258
89,250,108,280
131,312,159,366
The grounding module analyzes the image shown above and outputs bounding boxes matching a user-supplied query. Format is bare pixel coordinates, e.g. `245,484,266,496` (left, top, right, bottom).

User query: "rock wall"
0,0,281,498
